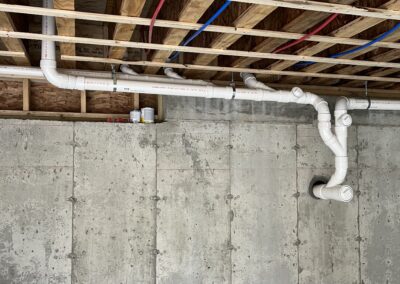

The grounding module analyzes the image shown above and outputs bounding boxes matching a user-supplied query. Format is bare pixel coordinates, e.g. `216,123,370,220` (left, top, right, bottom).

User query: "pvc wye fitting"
313,184,353,202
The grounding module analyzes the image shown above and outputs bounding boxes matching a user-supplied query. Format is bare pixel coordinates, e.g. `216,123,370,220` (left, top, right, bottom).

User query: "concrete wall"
0,114,399,283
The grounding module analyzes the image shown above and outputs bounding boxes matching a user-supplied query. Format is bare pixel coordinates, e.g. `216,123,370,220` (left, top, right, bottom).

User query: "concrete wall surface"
0,118,399,284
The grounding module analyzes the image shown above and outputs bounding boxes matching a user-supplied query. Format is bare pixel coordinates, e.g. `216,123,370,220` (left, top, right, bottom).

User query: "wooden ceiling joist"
264,0,400,81
144,0,214,74
4,1,400,23
7,30,400,70
108,0,146,60
54,0,75,69
214,0,356,80
3,4,400,51
183,4,277,78
1,1,400,99
0,11,30,66
231,0,400,21
308,45,400,86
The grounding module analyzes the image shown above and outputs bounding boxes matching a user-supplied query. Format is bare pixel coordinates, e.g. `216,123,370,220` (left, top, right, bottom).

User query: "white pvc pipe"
0,66,43,79
241,73,275,91
313,184,353,203
241,73,353,202
40,3,315,101
347,98,400,110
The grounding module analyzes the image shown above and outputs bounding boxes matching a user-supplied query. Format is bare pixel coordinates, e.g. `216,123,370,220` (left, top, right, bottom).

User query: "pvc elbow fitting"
120,64,139,76
164,67,184,80
313,184,353,202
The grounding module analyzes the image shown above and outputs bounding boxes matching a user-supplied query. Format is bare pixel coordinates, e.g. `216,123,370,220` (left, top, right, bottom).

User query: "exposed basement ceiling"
1,0,400,120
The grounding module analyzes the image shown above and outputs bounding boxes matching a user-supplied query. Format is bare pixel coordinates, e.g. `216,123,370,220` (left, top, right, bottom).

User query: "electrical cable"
169,0,232,62
295,22,400,69
273,13,339,54
149,0,166,44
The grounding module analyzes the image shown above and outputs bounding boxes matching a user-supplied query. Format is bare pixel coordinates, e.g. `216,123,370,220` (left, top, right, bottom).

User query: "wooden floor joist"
0,11,30,66
231,0,400,21
54,0,76,69
214,0,357,80
12,30,400,69
3,4,400,51
310,48,400,86
145,0,214,74
264,0,400,83
108,0,146,60
184,4,277,78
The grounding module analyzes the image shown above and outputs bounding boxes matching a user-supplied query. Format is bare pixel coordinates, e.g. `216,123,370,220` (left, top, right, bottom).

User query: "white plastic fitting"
164,67,185,80
313,184,354,202
120,64,139,76
337,113,353,127
241,72,275,91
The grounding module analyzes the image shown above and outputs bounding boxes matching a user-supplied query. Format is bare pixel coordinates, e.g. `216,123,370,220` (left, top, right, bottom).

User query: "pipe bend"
335,96,349,111
164,67,185,80
41,60,84,90
120,64,139,76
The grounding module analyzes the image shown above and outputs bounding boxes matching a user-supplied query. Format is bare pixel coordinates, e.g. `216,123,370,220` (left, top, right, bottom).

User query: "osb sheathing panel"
0,81,158,114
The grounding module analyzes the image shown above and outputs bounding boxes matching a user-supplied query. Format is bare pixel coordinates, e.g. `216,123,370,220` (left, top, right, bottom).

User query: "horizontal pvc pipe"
0,66,44,79
348,98,400,110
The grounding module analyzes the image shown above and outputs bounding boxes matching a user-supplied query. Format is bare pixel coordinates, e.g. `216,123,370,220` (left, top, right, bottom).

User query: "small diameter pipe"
169,0,232,62
149,0,166,44
273,13,339,54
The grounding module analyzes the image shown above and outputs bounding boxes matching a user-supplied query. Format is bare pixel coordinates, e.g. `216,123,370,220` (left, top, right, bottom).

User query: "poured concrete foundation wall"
0,114,399,283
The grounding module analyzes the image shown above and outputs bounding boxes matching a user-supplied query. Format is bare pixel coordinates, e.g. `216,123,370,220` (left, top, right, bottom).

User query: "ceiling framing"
0,0,400,120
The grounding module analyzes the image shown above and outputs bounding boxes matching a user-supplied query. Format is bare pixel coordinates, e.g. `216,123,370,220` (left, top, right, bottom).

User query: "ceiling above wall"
0,0,400,99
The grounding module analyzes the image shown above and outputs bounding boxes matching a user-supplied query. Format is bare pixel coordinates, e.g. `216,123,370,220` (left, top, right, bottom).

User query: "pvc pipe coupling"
313,184,353,202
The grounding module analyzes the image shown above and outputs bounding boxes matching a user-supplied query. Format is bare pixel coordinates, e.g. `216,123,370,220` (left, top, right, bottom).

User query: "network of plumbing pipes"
3,0,400,203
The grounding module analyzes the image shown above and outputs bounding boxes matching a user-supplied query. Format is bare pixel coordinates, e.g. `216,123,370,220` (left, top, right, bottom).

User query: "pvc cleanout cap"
340,185,353,202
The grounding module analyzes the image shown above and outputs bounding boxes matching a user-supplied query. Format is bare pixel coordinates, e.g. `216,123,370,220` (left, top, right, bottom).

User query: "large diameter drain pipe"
313,96,400,201
241,73,353,202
